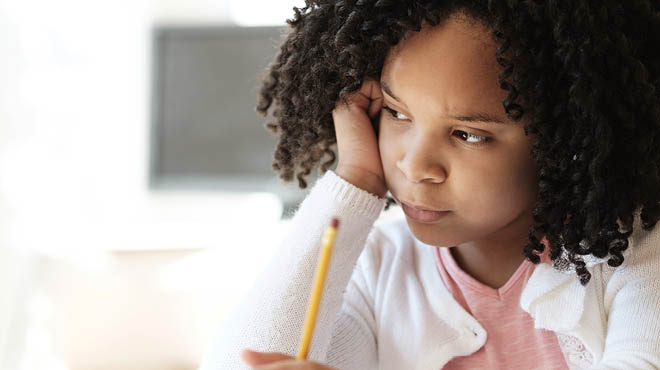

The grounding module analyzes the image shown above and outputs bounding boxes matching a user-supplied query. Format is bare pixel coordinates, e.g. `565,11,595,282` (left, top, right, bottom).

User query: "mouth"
393,195,448,212
395,197,451,223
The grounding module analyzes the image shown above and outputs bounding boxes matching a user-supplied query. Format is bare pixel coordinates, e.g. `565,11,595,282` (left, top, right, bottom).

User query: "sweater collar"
414,231,615,333
519,242,635,333
410,215,635,334
519,263,585,331
519,211,640,332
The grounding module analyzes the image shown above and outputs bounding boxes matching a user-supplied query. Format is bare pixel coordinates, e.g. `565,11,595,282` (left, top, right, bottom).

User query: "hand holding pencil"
240,218,341,370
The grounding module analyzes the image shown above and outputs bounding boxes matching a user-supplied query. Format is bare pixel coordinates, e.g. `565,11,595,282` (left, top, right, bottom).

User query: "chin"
405,218,461,247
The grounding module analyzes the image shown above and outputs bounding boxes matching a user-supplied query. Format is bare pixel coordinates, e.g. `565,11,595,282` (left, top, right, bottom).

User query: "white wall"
0,0,305,257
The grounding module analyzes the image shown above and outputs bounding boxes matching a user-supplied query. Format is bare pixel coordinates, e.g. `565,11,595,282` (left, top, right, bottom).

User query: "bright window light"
230,0,306,27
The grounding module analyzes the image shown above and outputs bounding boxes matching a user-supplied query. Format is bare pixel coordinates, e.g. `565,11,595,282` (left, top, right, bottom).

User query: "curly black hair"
255,0,660,286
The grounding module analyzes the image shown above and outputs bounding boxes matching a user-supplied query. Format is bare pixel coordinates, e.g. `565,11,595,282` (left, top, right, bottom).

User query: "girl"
200,1,660,369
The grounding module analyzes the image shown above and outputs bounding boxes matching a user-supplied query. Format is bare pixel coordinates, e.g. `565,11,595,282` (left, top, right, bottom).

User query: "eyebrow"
380,80,507,124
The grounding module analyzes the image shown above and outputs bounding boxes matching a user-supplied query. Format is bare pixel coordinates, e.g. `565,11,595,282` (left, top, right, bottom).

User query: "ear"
240,349,296,366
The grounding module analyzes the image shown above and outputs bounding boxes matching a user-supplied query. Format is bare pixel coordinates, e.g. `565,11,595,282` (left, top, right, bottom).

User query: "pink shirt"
435,245,569,370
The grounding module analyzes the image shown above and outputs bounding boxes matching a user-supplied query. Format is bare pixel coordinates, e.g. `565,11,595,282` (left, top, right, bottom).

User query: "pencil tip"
331,217,339,228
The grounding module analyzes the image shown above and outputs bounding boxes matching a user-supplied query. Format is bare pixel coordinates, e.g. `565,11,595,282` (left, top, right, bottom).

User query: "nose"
396,140,447,184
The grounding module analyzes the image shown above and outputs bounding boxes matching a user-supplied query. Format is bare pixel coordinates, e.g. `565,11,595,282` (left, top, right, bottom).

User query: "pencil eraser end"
331,217,339,228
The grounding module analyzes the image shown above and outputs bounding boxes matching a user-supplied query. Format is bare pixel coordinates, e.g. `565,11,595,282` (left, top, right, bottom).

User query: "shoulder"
627,212,660,264
602,211,660,288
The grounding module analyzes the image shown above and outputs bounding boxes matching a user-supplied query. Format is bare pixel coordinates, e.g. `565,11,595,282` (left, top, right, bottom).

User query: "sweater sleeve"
198,170,386,370
324,226,384,370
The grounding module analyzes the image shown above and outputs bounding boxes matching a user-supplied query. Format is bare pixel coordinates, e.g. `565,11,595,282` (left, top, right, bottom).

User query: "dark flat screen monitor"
150,25,325,214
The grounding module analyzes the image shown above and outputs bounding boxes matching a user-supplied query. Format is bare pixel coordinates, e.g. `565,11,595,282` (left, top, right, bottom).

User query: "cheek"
377,123,402,172
459,155,538,218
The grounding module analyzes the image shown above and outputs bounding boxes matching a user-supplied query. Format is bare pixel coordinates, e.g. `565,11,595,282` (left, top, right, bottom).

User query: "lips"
401,201,446,212
401,202,450,222
396,197,448,212
396,198,451,223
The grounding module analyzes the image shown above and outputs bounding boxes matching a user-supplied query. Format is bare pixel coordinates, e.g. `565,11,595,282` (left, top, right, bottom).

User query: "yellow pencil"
296,217,340,360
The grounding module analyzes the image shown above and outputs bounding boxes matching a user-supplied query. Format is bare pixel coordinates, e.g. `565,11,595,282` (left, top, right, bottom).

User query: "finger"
365,81,383,120
367,101,382,122
252,359,299,370
348,79,383,113
240,349,295,366
253,359,327,370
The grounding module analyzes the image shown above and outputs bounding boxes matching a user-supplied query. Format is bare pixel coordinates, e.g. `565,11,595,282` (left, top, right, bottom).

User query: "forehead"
381,15,509,121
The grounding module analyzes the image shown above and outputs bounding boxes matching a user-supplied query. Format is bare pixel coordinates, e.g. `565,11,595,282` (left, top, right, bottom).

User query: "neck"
450,210,533,289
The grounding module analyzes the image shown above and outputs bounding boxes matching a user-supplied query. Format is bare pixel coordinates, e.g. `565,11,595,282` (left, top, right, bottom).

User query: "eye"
452,130,490,146
382,105,410,121
382,105,491,146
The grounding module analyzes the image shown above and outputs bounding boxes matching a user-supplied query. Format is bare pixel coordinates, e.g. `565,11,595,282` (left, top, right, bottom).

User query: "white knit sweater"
199,170,660,370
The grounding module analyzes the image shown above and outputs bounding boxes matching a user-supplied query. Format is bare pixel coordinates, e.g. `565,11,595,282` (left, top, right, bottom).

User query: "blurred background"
0,0,402,369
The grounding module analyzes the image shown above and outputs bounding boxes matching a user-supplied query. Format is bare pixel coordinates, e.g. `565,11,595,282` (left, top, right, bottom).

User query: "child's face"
378,14,539,248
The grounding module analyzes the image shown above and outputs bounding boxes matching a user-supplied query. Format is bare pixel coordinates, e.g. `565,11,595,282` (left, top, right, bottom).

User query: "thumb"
240,349,295,366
